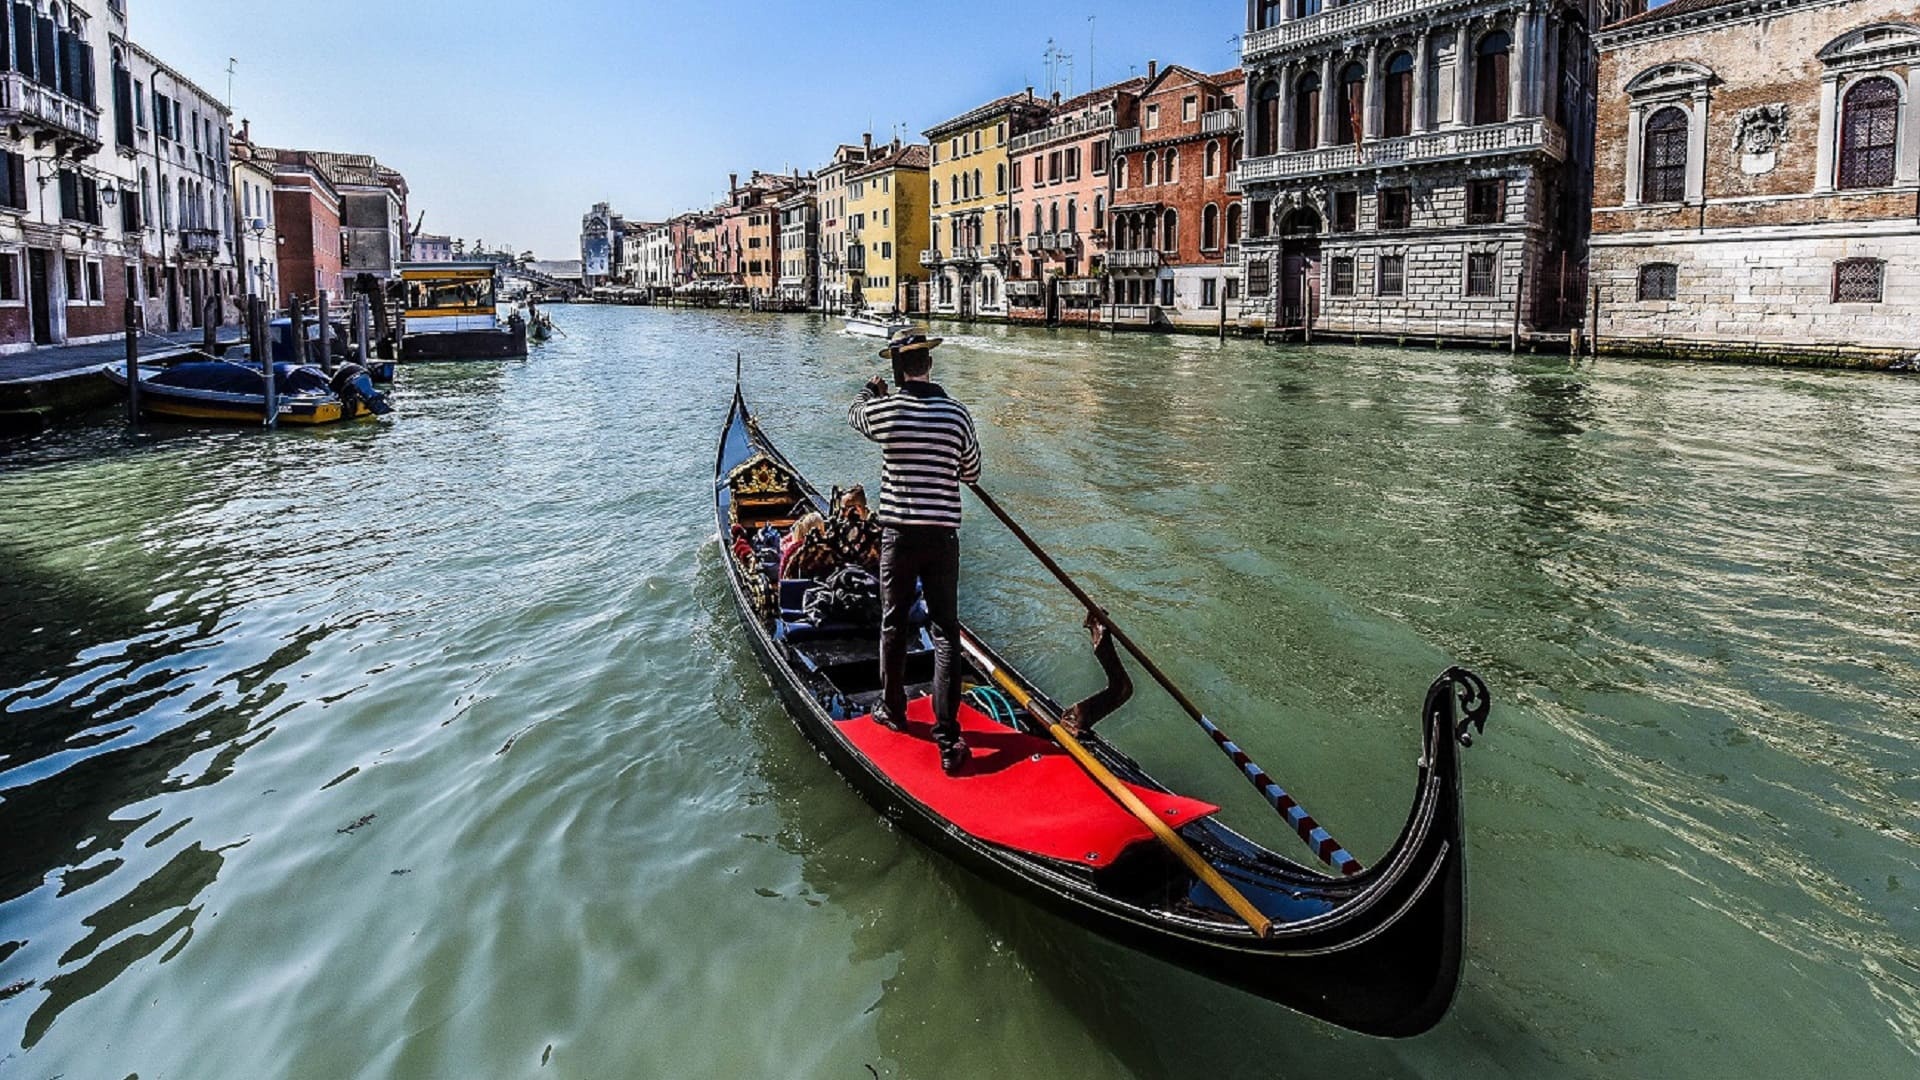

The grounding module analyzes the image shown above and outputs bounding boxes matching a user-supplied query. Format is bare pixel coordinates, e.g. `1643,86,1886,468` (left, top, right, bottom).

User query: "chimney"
729,172,738,191
240,118,251,142
863,132,873,156
1148,59,1158,80
1053,91,1061,105
1026,86,1034,100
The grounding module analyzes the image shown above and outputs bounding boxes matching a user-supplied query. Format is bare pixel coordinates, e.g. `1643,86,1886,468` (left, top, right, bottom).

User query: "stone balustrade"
0,71,102,145
1011,106,1116,153
1243,0,1459,59
1236,117,1566,183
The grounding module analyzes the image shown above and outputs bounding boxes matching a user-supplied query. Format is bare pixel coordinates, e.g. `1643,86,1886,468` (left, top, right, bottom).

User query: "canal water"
1,307,1915,1078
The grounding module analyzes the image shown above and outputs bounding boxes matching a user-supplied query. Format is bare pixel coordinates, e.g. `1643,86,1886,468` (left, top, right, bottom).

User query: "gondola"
712,385,1492,1038
103,359,390,425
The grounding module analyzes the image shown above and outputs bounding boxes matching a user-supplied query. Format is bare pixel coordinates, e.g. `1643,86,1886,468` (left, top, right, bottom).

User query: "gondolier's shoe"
938,737,972,777
872,707,904,732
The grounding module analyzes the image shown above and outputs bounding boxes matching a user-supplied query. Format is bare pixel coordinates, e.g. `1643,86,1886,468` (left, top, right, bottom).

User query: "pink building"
1007,78,1146,325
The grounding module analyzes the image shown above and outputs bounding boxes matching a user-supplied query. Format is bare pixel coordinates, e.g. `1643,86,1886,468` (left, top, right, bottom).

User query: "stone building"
129,42,237,331
1235,0,1597,340
580,202,621,287
923,90,1051,320
230,122,280,310
668,210,719,288
777,189,818,308
1008,77,1146,325
1591,0,1919,364
815,140,873,313
1109,63,1246,330
846,140,930,312
630,222,673,295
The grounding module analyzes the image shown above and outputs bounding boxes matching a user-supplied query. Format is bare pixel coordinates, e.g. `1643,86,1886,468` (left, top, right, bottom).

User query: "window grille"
1832,258,1883,303
1467,252,1497,296
1330,256,1355,296
1838,78,1899,190
1643,107,1687,203
1379,255,1405,296
1637,262,1677,301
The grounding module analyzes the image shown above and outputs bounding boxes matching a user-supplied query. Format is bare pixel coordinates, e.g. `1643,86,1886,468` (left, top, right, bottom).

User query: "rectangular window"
1092,143,1108,175
1638,262,1677,301
86,261,103,302
1378,187,1410,230
1225,277,1240,301
882,241,892,258
1378,254,1406,296
1333,191,1357,233
1065,148,1080,181
1146,104,1160,130
1201,277,1217,307
1160,277,1174,306
1833,258,1884,303
1248,259,1271,296
1183,96,1198,122
1012,160,1022,187
1467,179,1504,224
1330,256,1355,296
0,252,17,301
64,257,81,303
1467,252,1497,296
1049,151,1060,182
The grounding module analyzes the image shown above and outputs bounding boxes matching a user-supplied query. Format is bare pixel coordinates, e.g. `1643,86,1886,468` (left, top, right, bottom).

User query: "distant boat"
842,312,914,338
102,360,390,425
399,262,529,362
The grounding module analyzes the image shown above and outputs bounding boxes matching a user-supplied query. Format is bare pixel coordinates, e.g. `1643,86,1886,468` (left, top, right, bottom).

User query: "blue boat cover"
150,361,333,397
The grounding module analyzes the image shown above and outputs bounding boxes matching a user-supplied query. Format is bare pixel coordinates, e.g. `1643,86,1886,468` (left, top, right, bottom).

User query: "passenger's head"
791,512,826,544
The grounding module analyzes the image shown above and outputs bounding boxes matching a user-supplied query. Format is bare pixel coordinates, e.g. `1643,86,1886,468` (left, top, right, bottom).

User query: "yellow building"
923,91,1052,319
846,141,930,313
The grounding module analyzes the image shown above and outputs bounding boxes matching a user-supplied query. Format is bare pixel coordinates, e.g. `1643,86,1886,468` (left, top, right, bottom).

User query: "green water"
1,308,1915,1078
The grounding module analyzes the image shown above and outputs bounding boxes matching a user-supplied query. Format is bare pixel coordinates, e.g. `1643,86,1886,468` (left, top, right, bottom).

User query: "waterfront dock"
0,329,245,435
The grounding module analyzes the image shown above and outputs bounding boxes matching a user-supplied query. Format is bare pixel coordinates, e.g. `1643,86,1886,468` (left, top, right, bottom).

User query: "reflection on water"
0,307,1916,1077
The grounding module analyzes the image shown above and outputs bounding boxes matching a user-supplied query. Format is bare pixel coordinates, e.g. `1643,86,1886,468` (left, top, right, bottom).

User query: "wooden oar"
967,482,1364,877
958,630,1273,938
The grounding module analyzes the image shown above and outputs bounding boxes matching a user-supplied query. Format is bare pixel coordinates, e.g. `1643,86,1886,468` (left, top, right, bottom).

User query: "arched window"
1094,194,1105,231
997,163,1007,193
1162,208,1178,252
1642,107,1688,203
1384,52,1414,138
1206,140,1220,177
140,167,151,224
1115,156,1128,188
1255,80,1281,157
1049,201,1060,232
1067,199,1077,233
973,168,983,198
1166,147,1180,183
1257,0,1283,29
1202,203,1219,250
1337,62,1366,146
1293,72,1321,150
1475,31,1511,125
1144,151,1157,185
1292,0,1322,16
1228,138,1242,173
1013,206,1022,236
1839,77,1900,189
1226,202,1243,245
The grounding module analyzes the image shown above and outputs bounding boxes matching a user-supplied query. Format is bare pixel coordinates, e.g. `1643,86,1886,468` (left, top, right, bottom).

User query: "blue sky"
138,1,1246,259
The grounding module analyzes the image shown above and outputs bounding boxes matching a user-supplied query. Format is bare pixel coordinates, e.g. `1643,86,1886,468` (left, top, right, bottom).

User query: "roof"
1141,63,1242,98
924,89,1049,137
1052,76,1150,114
128,42,231,117
852,143,931,177
1606,0,1741,30
261,148,407,198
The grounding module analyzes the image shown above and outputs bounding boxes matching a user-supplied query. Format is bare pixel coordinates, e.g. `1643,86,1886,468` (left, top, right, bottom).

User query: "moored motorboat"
713,385,1492,1037
399,262,529,362
841,311,914,338
103,360,390,425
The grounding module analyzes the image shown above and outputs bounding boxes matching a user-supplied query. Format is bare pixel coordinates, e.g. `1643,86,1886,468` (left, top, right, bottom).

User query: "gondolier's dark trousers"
878,524,962,745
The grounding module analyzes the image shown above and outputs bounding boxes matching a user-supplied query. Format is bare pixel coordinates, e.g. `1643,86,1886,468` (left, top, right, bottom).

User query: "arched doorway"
1278,207,1323,329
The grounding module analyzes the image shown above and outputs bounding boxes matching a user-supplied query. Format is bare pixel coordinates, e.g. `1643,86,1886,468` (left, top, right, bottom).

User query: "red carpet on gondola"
837,697,1218,869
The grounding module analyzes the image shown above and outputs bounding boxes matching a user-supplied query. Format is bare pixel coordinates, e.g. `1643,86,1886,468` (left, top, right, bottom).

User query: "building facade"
1007,78,1146,325
410,233,452,262
631,221,673,294
1235,0,1596,340
815,141,872,313
1109,64,1246,330
777,189,818,307
230,124,280,309
580,202,621,287
847,140,930,311
129,42,236,332
272,160,343,302
1591,0,1919,363
923,91,1050,319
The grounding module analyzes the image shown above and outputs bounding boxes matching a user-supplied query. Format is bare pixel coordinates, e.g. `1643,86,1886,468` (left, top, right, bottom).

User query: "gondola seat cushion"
837,697,1218,870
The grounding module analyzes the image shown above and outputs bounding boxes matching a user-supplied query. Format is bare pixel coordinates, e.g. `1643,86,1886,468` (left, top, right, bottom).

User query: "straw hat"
879,330,944,360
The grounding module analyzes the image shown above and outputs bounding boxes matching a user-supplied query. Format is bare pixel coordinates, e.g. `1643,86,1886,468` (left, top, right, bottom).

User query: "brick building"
1007,78,1146,325
1235,0,1597,340
1109,64,1246,330
1591,0,1920,364
272,161,343,302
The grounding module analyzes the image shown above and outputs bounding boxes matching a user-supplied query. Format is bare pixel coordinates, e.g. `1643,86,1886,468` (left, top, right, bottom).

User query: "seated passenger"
780,513,826,578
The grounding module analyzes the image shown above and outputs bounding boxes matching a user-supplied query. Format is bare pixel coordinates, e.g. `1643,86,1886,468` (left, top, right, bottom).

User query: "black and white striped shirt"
848,381,982,529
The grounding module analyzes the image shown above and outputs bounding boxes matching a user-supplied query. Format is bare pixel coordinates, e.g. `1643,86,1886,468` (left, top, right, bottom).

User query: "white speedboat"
842,312,914,338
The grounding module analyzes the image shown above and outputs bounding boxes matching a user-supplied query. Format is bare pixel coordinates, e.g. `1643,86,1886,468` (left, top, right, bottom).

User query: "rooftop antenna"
225,58,236,110
1088,15,1096,91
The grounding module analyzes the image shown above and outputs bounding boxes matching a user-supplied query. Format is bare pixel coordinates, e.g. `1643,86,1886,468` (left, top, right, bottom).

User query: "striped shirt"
848,381,982,529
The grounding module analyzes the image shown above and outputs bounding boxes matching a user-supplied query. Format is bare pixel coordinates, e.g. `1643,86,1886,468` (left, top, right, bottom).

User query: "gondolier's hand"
865,375,889,397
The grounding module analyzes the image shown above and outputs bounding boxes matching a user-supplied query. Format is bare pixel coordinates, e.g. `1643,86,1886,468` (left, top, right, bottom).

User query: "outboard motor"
329,362,392,416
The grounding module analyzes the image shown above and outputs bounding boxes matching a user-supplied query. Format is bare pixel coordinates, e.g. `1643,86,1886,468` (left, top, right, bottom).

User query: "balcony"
0,71,102,151
988,243,1014,262
1108,304,1162,325
1236,118,1567,183
1113,127,1143,151
1201,110,1241,136
846,243,864,263
181,227,222,258
1010,105,1117,153
1224,245,1243,267
1107,249,1162,269
1024,234,1043,253
1060,278,1103,298
1005,279,1044,298
1243,0,1464,60
920,248,944,268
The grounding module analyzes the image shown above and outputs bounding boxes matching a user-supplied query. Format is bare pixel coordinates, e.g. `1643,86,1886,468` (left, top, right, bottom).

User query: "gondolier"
848,331,979,775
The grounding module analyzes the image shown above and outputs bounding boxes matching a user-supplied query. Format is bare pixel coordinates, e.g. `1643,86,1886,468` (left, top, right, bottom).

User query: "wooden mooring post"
123,298,139,425
317,290,334,373
254,296,278,430
202,296,217,355
353,296,370,367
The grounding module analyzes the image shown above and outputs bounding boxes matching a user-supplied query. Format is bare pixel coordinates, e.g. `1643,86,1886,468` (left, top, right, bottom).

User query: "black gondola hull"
713,389,1484,1037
